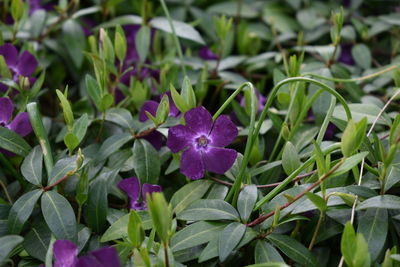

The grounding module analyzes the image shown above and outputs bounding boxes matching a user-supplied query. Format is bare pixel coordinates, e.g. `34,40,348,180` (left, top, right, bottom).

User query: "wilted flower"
167,106,238,180
0,97,32,137
198,46,219,60
118,177,161,210
52,240,120,267
0,43,38,91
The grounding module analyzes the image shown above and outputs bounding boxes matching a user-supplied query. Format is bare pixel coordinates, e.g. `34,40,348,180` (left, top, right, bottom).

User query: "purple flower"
53,240,120,267
118,177,161,210
0,44,38,92
198,46,219,60
167,106,238,180
338,43,355,65
0,98,32,137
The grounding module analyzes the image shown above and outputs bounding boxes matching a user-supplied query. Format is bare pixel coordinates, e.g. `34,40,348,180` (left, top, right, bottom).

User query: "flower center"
196,135,209,148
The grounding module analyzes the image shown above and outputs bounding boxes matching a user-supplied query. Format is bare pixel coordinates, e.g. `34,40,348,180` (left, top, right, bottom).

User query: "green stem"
27,103,54,178
159,0,187,76
316,96,336,145
308,211,324,250
0,180,12,203
253,143,341,210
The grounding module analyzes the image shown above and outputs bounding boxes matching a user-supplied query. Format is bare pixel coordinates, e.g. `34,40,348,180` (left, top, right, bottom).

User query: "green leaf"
267,234,319,267
94,15,142,30
132,139,160,184
98,132,132,161
115,25,127,62
8,189,43,234
41,191,77,241
62,19,86,68
101,211,152,242
48,156,77,185
282,142,301,175
181,76,197,109
150,17,205,44
305,192,327,212
100,29,115,63
351,44,371,69
83,176,108,233
24,222,51,261
198,234,219,263
0,235,24,264
155,95,169,124
135,25,151,63
105,108,135,129
357,208,388,261
72,114,89,143
21,146,43,186
333,103,391,125
85,74,101,107
357,195,400,210
169,84,189,113
99,94,114,112
331,152,369,178
177,199,239,221
171,180,212,215
0,126,31,156
64,132,79,153
147,193,172,244
218,222,246,262
171,221,225,252
128,210,145,248
237,185,257,222
11,0,24,21
255,240,284,263
56,89,74,129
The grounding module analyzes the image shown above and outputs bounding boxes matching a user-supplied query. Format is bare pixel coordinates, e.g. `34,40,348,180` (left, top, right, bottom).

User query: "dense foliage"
0,0,400,266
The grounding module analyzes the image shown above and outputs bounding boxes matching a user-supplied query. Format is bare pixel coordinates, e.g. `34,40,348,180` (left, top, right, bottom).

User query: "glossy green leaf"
8,189,42,234
357,195,400,210
85,74,101,107
48,156,77,185
105,108,135,129
21,146,43,186
132,139,160,184
177,199,239,221
72,113,89,143
135,25,151,63
41,191,77,241
255,240,284,263
351,44,371,69
170,180,213,215
331,152,369,178
218,222,246,262
62,19,86,68
0,235,24,264
282,142,301,175
128,210,145,248
0,126,31,156
171,221,225,252
83,176,108,233
147,193,172,244
98,132,132,161
267,234,319,267
237,185,257,222
23,222,51,261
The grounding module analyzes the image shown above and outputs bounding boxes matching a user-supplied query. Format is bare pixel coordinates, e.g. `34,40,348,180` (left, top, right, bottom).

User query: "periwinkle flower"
338,43,355,65
52,240,120,267
118,177,161,210
198,46,219,60
167,106,238,180
0,43,38,91
0,98,32,137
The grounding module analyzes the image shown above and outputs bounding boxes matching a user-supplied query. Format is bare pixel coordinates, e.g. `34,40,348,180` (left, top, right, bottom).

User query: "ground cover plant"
0,0,400,266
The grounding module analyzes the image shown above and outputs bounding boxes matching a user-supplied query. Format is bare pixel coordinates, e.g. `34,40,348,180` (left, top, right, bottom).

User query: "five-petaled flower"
167,106,238,180
0,97,32,138
118,177,161,210
52,240,120,267
0,43,38,92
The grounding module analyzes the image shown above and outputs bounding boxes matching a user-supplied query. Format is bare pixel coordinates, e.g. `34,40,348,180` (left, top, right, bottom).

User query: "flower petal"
90,247,121,267
180,147,204,180
203,147,237,174
16,51,38,76
0,97,14,124
53,240,78,267
7,112,32,137
166,125,196,153
209,115,238,147
184,106,212,134
142,183,162,201
0,44,18,67
118,177,140,209
144,131,164,151
139,100,159,122
75,255,101,267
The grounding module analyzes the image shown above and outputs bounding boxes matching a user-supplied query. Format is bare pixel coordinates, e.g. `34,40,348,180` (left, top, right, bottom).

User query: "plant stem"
247,159,344,227
0,180,12,204
159,0,187,76
308,211,325,250
163,243,169,267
